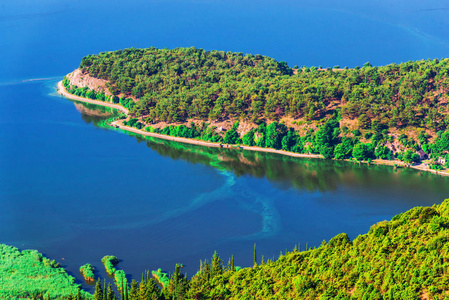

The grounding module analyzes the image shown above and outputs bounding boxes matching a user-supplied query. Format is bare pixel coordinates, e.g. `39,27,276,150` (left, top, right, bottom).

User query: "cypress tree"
199,260,203,274
120,277,124,300
124,280,129,300
103,279,107,300
253,243,257,267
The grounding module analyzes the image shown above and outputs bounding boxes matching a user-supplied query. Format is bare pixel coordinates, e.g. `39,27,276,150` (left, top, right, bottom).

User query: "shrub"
79,263,95,282
101,255,119,275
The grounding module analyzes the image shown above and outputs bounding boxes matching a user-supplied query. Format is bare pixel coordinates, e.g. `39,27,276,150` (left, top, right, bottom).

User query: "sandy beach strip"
57,81,129,115
58,80,322,159
116,122,322,158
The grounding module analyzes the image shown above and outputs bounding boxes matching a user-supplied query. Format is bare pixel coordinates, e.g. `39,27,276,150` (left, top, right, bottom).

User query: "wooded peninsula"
61,47,449,173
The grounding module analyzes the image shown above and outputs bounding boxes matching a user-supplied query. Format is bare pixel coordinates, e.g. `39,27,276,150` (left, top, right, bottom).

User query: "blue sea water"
1,0,449,291
1,0,448,83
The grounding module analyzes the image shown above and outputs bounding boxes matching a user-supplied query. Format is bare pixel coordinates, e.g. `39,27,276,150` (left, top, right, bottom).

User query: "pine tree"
94,278,103,300
147,278,161,300
169,263,189,300
139,271,162,300
107,283,116,300
211,251,223,277
128,280,139,300
201,260,211,281
139,277,148,300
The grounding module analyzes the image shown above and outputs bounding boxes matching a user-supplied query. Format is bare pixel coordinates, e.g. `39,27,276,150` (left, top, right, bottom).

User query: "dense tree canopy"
78,47,449,133
64,48,449,168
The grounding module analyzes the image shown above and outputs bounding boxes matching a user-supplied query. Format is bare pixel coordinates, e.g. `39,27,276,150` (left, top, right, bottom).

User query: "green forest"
77,47,449,132
3,199,449,299
63,47,449,169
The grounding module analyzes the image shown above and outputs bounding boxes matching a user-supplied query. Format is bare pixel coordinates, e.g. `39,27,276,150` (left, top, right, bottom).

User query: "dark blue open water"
1,0,449,291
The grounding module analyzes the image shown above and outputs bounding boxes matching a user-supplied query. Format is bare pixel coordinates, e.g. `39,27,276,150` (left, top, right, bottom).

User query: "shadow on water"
140,137,449,200
73,100,449,197
71,100,121,126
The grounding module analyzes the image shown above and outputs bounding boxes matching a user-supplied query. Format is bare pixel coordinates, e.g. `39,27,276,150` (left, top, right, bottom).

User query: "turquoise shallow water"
1,0,449,291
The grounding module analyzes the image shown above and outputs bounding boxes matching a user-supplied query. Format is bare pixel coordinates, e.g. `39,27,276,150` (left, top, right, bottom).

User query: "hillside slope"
161,199,449,299
77,47,449,134
64,48,449,170
3,200,449,299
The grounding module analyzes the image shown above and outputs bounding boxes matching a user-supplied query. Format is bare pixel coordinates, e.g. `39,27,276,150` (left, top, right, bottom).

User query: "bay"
1,0,449,291
1,80,448,290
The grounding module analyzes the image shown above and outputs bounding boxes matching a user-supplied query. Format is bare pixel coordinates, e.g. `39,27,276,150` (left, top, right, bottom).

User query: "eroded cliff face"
66,69,111,95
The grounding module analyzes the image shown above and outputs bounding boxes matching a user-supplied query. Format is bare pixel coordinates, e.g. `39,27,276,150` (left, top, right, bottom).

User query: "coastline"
57,80,322,159
57,81,129,115
57,80,449,177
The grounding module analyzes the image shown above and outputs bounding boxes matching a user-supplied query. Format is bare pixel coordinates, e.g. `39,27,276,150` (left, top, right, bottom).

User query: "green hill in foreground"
160,199,449,299
2,199,449,299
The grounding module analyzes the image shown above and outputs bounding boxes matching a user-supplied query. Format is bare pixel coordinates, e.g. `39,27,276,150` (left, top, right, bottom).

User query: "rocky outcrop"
66,69,111,96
